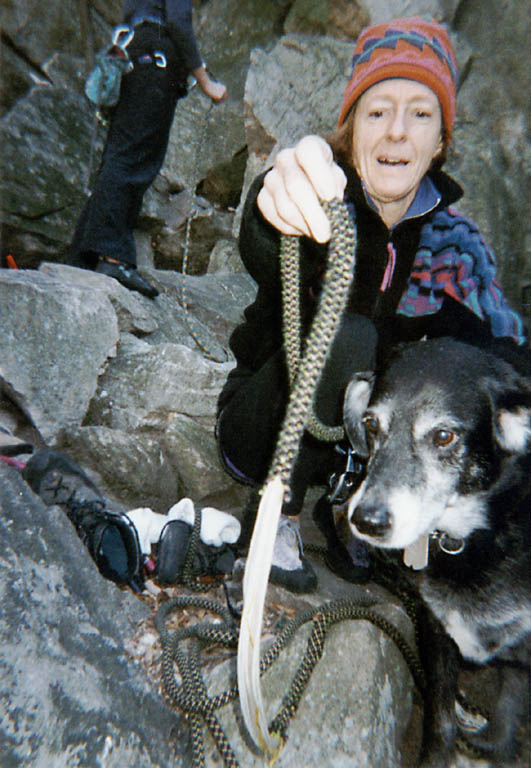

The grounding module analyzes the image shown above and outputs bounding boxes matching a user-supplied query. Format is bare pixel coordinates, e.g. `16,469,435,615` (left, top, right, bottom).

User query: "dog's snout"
351,504,391,538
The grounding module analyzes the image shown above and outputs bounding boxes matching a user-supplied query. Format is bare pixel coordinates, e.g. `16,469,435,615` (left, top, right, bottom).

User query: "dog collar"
431,531,465,555
403,531,465,570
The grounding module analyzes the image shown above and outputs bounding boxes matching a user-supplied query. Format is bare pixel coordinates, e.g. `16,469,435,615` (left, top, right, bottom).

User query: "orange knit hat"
338,17,458,142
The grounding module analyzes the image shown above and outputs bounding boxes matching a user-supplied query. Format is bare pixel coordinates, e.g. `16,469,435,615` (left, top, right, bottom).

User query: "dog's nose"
351,505,390,538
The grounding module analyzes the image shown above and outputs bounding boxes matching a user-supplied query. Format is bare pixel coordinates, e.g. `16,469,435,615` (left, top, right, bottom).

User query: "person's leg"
217,349,290,487
70,26,184,296
218,315,378,590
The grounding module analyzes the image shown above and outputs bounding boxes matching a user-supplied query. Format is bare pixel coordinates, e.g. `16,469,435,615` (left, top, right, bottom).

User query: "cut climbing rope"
238,198,357,755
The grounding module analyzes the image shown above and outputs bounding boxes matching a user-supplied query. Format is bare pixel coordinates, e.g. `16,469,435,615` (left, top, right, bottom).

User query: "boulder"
202,565,416,767
0,461,189,768
0,262,255,510
0,268,119,444
0,457,419,767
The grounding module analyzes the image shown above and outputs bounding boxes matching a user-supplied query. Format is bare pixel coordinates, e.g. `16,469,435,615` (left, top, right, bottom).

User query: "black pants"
70,24,187,268
217,313,378,516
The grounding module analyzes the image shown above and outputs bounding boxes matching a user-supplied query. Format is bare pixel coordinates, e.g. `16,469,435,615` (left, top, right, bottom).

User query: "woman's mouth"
377,156,409,166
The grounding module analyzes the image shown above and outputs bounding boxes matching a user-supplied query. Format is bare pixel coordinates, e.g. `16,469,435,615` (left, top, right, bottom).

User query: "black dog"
343,338,531,767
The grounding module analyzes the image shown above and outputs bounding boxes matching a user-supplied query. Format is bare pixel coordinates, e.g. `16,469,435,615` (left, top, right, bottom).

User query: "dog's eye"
363,415,379,437
432,429,456,448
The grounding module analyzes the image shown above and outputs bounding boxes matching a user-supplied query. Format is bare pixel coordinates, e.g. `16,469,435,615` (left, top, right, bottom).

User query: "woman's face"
352,79,443,225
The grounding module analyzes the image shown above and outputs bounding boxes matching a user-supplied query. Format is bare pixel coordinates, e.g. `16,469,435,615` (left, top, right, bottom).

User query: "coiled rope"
155,591,426,768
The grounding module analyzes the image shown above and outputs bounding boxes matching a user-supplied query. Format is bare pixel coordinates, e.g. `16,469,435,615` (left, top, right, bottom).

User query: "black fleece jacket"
220,164,529,410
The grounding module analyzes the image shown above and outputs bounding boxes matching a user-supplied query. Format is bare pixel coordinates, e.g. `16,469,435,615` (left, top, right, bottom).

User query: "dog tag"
403,535,429,569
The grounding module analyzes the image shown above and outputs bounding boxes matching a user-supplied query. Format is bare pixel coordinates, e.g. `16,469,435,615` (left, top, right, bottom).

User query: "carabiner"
153,51,167,68
113,25,135,50
327,445,365,504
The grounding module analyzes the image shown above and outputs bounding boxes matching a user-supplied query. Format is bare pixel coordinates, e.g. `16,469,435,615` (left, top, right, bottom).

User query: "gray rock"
199,566,415,767
57,425,183,514
244,35,353,155
0,262,254,510
0,268,118,444
0,462,189,768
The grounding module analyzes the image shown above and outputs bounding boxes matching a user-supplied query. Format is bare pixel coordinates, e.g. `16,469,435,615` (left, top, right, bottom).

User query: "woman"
217,17,529,593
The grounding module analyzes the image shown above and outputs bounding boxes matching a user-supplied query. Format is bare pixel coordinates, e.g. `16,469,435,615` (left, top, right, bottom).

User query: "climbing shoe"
22,449,144,590
155,517,236,586
269,516,317,594
96,258,159,299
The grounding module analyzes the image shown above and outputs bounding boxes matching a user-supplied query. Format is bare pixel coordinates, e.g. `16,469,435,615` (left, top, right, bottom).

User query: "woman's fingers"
257,137,346,243
259,162,313,237
294,136,347,202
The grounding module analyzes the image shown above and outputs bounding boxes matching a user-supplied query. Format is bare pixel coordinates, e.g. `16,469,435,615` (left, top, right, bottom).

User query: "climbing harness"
181,96,232,364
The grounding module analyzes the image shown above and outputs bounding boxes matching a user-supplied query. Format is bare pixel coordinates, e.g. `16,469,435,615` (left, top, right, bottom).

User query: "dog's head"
343,339,531,550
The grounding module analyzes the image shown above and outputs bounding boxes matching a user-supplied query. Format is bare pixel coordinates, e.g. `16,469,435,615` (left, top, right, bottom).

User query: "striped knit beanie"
338,17,458,142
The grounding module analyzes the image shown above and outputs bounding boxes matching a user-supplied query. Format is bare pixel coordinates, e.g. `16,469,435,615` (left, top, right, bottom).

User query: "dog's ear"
343,372,375,457
492,388,531,454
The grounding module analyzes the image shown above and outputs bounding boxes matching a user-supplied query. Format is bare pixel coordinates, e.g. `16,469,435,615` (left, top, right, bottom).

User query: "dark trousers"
217,313,378,516
70,24,187,268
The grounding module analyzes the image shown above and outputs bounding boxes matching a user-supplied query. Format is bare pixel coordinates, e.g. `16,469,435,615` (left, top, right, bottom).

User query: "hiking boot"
0,426,33,457
22,448,103,507
269,516,317,594
96,259,159,299
22,449,144,589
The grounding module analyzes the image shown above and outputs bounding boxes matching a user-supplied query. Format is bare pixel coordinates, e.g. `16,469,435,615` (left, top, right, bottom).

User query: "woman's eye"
368,109,383,119
432,429,456,448
415,110,431,119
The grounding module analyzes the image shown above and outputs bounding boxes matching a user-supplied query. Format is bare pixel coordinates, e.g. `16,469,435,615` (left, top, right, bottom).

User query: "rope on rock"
155,593,425,768
154,556,489,766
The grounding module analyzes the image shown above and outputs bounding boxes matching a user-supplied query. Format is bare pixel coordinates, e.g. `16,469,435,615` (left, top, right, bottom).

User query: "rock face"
1,0,529,311
1,1,529,766
0,262,255,512
0,462,189,768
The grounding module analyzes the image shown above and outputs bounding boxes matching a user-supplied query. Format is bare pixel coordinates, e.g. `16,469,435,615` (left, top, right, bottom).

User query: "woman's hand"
257,135,347,243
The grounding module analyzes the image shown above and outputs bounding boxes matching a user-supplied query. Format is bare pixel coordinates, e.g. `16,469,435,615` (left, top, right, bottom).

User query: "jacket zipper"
380,241,397,292
372,240,397,320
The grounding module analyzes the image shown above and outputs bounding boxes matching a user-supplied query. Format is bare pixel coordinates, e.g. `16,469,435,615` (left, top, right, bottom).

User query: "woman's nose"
387,110,407,141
